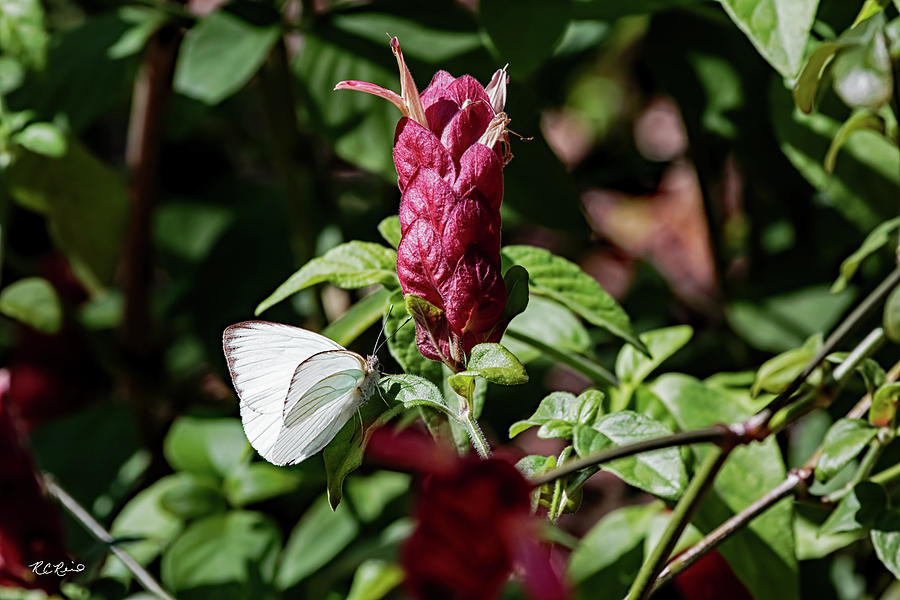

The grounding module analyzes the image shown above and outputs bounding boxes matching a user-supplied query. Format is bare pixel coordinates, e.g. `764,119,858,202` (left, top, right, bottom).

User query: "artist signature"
27,561,85,577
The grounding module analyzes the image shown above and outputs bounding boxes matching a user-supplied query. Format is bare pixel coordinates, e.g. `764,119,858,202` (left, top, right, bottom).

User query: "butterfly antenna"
372,304,393,355
375,315,412,355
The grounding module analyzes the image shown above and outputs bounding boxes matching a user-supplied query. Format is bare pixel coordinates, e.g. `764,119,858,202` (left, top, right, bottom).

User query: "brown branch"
120,26,182,356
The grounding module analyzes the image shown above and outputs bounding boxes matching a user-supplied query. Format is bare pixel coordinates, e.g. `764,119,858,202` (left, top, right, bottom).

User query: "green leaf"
567,502,663,594
223,463,300,508
256,241,398,314
793,41,842,113
509,390,604,439
515,454,556,479
163,416,250,478
321,288,391,347
855,358,886,396
503,295,591,363
615,325,693,386
718,0,819,77
11,123,66,157
174,11,279,105
726,284,855,352
652,374,797,600
160,474,227,520
832,216,900,293
871,511,900,578
323,399,393,510
824,110,885,173
820,481,887,534
884,284,900,343
384,290,443,382
161,510,281,596
572,411,687,500
465,343,529,385
751,333,821,396
870,382,900,427
480,0,572,79
446,371,477,401
815,418,878,483
277,495,359,590
7,142,128,292
380,374,455,417
0,0,48,68
502,245,647,354
377,215,401,249
346,560,404,600
292,27,398,179
832,16,894,110
0,277,62,333
107,6,168,59
770,80,900,231
501,265,530,323
101,475,185,582
346,471,411,523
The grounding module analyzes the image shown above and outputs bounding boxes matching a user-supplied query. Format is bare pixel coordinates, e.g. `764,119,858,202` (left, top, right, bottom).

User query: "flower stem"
627,448,732,600
462,410,491,458
504,328,618,386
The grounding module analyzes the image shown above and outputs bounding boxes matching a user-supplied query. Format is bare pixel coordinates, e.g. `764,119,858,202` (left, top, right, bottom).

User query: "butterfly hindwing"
269,350,372,465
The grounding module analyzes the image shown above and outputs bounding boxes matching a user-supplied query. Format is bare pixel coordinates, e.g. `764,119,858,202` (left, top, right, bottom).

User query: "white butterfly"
223,321,380,466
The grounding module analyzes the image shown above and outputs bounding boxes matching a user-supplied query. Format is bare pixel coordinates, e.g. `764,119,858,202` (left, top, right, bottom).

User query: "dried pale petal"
333,80,406,115
391,37,428,128
485,66,509,114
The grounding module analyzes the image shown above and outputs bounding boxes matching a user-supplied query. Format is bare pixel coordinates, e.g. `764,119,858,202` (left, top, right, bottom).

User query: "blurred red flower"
0,370,67,592
367,427,569,600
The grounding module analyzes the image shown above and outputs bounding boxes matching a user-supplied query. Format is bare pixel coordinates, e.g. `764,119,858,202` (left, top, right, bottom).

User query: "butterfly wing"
223,321,344,460
267,350,374,465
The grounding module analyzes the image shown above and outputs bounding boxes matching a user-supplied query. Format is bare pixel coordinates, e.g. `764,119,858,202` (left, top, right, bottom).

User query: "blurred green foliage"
0,0,899,599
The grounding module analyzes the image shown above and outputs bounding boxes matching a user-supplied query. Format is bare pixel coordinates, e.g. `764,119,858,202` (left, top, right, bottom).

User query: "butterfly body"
223,321,380,466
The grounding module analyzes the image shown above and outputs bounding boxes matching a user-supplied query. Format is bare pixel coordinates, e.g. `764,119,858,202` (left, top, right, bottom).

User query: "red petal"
393,118,456,191
455,143,504,211
440,101,494,165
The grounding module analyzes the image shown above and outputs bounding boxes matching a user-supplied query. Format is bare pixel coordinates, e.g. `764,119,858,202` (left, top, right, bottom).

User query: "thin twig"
121,25,181,357
653,468,811,592
653,341,900,589
627,448,733,600
43,476,175,600
751,268,900,424
531,425,734,486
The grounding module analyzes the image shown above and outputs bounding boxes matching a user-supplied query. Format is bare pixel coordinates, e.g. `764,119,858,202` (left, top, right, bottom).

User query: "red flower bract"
336,39,512,370
367,428,569,600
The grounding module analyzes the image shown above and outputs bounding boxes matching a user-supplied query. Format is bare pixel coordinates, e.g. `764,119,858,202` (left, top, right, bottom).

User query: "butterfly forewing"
223,321,343,416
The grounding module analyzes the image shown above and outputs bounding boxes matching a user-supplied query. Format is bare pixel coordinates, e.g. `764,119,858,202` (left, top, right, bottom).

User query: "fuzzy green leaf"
502,245,647,354
573,411,687,499
256,241,398,314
